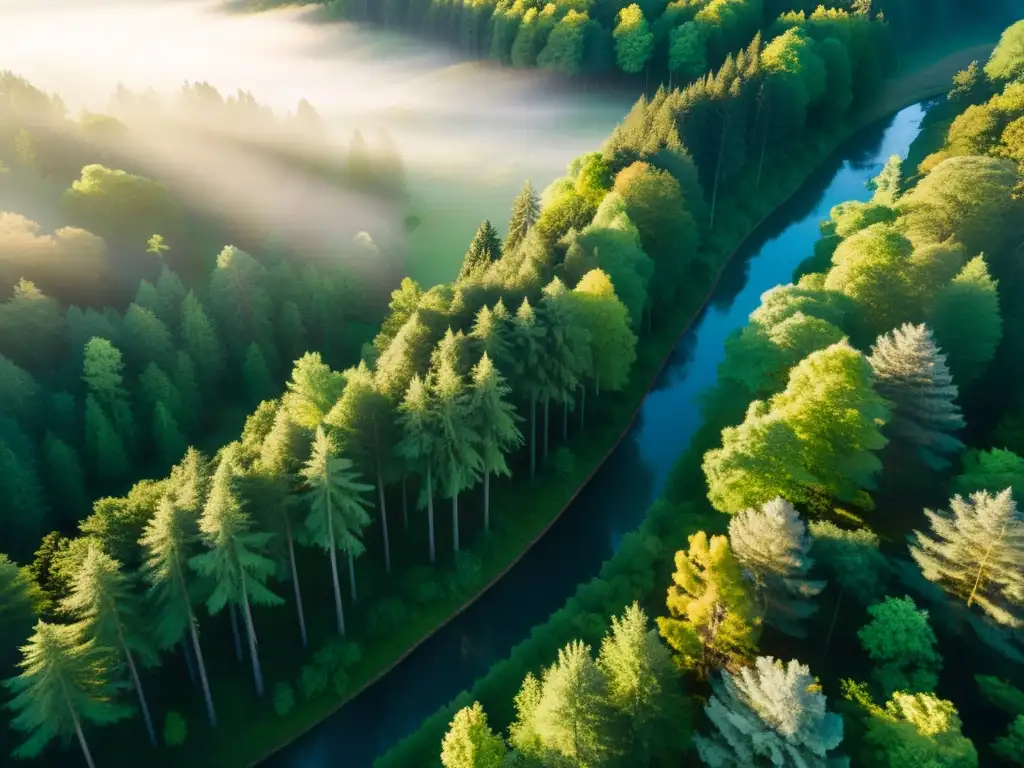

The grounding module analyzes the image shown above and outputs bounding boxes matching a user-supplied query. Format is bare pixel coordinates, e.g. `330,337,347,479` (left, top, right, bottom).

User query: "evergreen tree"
243,342,276,407
613,4,654,76
441,701,508,768
141,494,217,726
506,181,540,254
696,657,845,767
728,497,825,638
510,298,547,480
134,279,161,316
301,426,373,635
138,363,182,426
469,303,512,374
283,351,346,431
121,303,174,371
539,278,592,454
0,353,38,419
432,359,483,553
180,291,225,394
84,394,129,481
41,432,88,522
469,353,523,532
954,449,1024,501
153,401,187,467
395,375,440,563
171,351,200,433
598,602,681,763
3,621,132,768
858,596,942,698
155,266,187,328
511,640,616,766
864,692,978,768
457,220,502,282
0,553,42,669
928,256,1002,387
869,155,903,206
277,300,307,365
868,323,965,469
208,245,273,361
910,488,1024,628
189,445,282,697
657,531,762,679
0,441,47,555
82,337,136,454
61,544,159,746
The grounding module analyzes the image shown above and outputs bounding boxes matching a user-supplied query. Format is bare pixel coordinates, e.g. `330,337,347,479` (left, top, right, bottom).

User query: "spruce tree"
172,351,200,433
134,280,161,316
470,353,523,532
728,497,825,638
441,702,508,768
138,363,182,425
189,445,282,697
510,298,547,480
121,303,174,371
153,401,187,467
910,488,1024,628
0,441,48,555
283,351,346,430
180,291,225,394
301,426,373,634
243,342,275,407
696,657,845,767
469,303,512,373
61,544,159,746
0,554,42,669
155,266,187,328
3,621,132,768
84,393,129,481
395,375,440,562
141,495,217,726
41,432,88,521
457,220,502,282
506,180,540,253
868,323,965,469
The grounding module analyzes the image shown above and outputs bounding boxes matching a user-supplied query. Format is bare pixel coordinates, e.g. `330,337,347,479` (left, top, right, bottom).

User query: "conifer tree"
138,363,182,425
155,266,187,328
3,621,132,768
728,497,825,638
301,426,373,635
859,596,942,698
928,256,1002,387
470,353,523,532
613,4,654,76
696,657,845,767
189,445,282,697
869,155,902,206
153,401,186,467
326,361,395,573
141,494,217,727
180,291,225,394
243,342,276,407
61,543,159,746
134,279,161,316
41,432,88,519
506,181,540,253
457,220,502,282
868,323,964,469
441,701,508,768
469,303,512,373
539,278,592,450
121,304,174,371
84,393,129,481
278,300,307,365
432,359,483,553
910,488,1024,628
598,602,680,763
283,351,346,430
0,441,48,554
0,553,42,668
395,374,440,562
172,351,200,433
657,531,762,679
208,245,273,361
510,298,547,480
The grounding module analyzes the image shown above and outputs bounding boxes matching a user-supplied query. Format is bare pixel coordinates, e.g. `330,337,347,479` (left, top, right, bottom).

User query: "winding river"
263,101,931,767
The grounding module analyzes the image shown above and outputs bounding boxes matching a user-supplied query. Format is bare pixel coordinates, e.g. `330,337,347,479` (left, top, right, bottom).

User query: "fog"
0,0,636,284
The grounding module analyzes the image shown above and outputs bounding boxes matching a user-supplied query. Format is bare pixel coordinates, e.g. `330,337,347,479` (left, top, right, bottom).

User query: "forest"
381,17,1024,768
1,2,1021,768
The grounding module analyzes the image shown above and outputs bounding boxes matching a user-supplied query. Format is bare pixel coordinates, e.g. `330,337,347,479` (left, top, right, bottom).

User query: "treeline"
0,73,411,558
0,6,898,766
309,0,1016,82
385,24,1024,767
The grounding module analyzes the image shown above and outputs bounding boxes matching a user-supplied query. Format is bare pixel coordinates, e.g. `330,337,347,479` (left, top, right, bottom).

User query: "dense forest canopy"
2,2,1022,768
378,18,1024,768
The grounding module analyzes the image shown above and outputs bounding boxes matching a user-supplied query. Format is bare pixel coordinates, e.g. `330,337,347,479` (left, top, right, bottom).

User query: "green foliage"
0,554,43,668
954,448,1024,500
505,181,540,254
273,681,295,717
243,342,276,407
808,521,887,605
864,692,977,768
614,4,655,75
163,710,187,747
859,596,942,698
986,20,1024,83
441,701,508,768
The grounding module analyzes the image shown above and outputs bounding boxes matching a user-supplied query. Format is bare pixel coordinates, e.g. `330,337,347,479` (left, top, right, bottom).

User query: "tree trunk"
348,549,358,603
284,516,308,649
595,372,600,399
452,492,460,553
426,464,436,564
188,613,217,727
562,400,569,442
710,112,728,229
376,460,391,575
239,580,266,698
542,397,550,465
483,471,491,532
529,396,537,480
402,478,409,530
229,603,243,662
72,708,97,768
122,637,157,747
181,636,197,688
822,587,844,664
177,561,216,726
326,489,346,637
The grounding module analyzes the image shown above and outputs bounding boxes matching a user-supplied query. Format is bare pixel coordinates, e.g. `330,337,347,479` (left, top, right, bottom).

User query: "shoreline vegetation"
370,36,999,768
0,5,1014,768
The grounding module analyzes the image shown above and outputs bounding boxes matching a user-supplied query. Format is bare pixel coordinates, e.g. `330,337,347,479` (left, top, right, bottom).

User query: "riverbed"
0,0,636,285
259,100,930,767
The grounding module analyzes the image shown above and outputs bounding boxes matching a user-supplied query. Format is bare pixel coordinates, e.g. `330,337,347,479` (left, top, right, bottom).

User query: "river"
259,100,930,767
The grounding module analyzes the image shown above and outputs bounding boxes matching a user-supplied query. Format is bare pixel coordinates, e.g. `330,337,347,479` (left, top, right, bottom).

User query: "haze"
0,0,635,283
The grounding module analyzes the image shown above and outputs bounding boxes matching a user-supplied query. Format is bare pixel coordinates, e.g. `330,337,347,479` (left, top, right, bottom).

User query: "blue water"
264,101,929,768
